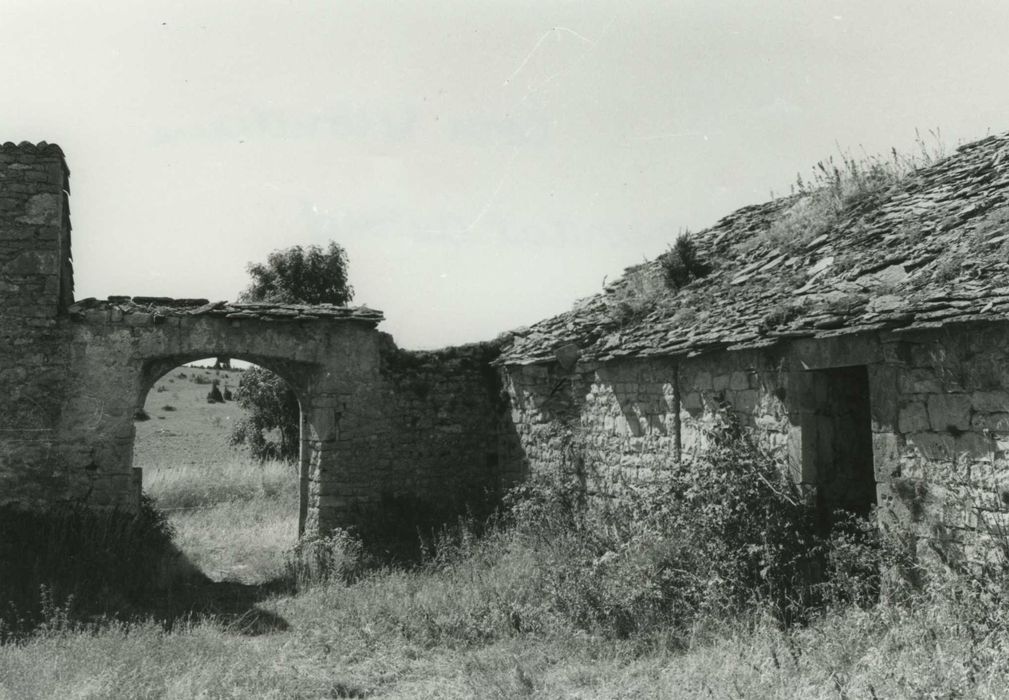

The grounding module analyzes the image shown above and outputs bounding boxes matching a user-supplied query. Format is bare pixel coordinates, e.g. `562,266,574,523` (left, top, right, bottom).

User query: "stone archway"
2,144,517,543
53,299,387,536
136,352,322,535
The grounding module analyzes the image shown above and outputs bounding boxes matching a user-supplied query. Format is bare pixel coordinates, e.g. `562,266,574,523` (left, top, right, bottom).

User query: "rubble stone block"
899,367,944,394
898,401,930,433
872,432,901,481
927,394,972,432
972,390,1009,414
729,371,749,391
972,412,1009,432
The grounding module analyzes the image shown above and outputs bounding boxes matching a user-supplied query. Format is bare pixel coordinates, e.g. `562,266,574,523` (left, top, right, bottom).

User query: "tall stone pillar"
0,142,74,507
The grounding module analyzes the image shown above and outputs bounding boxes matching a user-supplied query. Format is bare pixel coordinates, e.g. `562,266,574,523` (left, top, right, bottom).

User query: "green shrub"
504,421,826,639
360,418,840,647
206,379,224,404
229,367,300,462
282,529,365,588
660,231,710,291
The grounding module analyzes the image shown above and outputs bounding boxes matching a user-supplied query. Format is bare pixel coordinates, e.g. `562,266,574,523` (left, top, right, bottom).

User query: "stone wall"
502,326,1009,551
504,348,806,500
372,338,523,511
0,143,520,532
2,295,520,532
0,143,74,507
876,326,1009,549
5,139,1009,555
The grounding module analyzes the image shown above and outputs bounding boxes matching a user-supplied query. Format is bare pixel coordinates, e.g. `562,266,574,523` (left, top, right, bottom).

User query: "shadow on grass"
138,572,292,637
2,490,505,641
0,499,290,640
349,490,502,567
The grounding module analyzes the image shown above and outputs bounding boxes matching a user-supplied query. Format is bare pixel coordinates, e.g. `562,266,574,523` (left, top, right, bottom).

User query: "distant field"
135,364,299,584
134,365,248,467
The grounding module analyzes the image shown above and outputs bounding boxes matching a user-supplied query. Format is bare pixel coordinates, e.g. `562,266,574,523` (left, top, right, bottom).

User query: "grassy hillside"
135,365,247,467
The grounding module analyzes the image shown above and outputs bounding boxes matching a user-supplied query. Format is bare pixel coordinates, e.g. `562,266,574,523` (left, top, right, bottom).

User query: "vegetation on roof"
502,129,1009,365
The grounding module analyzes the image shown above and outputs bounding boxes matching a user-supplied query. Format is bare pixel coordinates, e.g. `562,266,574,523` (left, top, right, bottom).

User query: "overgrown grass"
761,129,947,254
144,455,296,511
142,455,299,584
8,419,1009,696
605,133,949,330
0,498,181,639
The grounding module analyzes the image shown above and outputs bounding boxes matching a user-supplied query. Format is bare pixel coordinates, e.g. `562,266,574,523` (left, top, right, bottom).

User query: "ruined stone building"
0,142,518,534
4,133,1009,551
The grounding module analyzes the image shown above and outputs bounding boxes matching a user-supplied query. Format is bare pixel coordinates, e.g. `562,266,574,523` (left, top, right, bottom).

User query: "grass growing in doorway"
144,455,299,584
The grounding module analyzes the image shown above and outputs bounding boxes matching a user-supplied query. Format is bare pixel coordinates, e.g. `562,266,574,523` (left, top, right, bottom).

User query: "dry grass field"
4,365,1009,698
134,365,248,468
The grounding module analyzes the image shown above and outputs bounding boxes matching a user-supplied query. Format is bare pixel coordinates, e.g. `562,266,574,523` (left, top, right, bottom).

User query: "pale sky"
3,1,1007,348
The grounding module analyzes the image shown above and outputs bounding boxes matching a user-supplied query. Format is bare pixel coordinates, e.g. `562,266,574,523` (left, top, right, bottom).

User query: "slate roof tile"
499,131,1009,365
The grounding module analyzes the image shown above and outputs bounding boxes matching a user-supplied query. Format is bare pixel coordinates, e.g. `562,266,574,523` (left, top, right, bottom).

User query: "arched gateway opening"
134,357,306,581
11,294,513,551
52,299,389,536
136,351,318,533
1,146,516,575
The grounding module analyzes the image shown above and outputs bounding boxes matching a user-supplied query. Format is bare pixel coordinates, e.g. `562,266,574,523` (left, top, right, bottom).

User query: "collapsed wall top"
500,132,1009,365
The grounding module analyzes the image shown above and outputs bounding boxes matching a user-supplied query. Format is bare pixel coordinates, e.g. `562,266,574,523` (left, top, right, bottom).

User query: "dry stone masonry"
5,132,1009,559
0,143,74,509
0,142,520,534
498,132,1009,561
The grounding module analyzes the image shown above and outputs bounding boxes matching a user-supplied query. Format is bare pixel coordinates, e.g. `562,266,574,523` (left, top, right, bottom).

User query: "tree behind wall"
231,241,354,461
230,367,301,461
240,241,354,306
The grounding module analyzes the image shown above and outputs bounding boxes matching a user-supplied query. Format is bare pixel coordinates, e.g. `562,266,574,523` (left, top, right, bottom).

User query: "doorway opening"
801,365,877,532
133,358,301,584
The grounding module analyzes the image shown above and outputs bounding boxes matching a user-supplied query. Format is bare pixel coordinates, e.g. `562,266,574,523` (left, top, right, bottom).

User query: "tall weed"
496,419,825,642
764,130,946,253
0,497,179,638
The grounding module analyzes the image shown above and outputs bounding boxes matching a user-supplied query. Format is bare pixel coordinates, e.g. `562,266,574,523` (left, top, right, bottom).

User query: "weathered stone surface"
872,432,901,481
11,132,1009,558
972,412,1009,432
0,143,518,536
898,401,930,433
972,390,1009,414
927,394,973,432
15,192,60,225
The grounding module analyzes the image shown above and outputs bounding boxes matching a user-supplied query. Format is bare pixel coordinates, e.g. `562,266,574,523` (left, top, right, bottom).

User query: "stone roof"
67,296,384,325
500,132,1009,365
